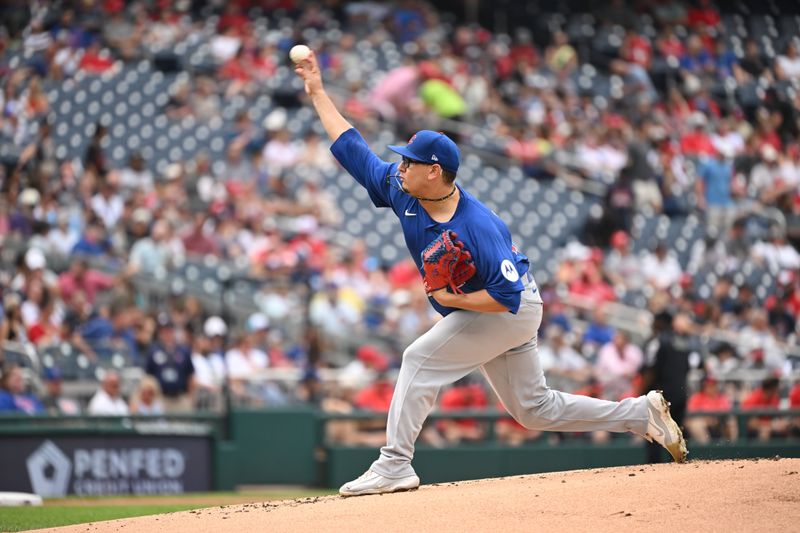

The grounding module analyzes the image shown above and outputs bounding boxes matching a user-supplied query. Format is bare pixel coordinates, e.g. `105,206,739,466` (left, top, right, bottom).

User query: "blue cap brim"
387,144,419,160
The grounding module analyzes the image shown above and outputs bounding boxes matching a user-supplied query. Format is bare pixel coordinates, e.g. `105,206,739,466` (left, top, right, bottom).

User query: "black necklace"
415,186,457,202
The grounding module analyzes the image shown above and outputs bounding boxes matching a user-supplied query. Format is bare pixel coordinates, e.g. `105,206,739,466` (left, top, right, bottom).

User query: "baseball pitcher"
293,49,687,497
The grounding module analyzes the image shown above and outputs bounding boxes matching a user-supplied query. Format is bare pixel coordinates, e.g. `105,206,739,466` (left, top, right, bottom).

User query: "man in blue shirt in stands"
145,317,195,412
293,48,687,497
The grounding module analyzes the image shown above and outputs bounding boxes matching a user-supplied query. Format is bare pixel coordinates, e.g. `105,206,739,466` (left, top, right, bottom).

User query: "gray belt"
522,271,540,297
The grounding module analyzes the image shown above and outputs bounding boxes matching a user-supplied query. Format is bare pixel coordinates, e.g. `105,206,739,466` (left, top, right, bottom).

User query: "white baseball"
290,44,311,63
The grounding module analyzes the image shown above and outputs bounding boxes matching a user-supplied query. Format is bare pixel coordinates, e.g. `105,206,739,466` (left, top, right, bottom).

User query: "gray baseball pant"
370,282,651,479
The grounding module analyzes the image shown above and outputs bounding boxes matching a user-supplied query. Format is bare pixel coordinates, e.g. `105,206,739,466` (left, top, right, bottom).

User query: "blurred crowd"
1,0,800,446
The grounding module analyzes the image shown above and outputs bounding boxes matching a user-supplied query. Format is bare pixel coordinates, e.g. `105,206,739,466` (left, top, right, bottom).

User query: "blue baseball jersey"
331,128,532,316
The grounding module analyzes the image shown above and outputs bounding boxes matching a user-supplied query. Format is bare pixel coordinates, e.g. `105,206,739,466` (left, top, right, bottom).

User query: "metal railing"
0,414,225,438
319,407,800,445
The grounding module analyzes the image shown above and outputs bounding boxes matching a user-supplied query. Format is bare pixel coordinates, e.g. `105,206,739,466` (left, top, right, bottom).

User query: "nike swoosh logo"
404,209,416,217
647,410,665,439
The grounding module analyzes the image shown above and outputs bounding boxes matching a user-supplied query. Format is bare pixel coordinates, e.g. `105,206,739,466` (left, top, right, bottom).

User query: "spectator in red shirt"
685,376,736,443
354,374,394,413
351,373,396,443
58,258,115,306
791,383,800,408
437,380,488,444
657,26,685,62
569,261,616,307
622,29,652,69
78,41,115,74
217,3,249,34
219,48,251,82
509,30,539,68
741,377,789,440
181,213,220,256
687,0,721,29
680,112,716,157
789,382,800,438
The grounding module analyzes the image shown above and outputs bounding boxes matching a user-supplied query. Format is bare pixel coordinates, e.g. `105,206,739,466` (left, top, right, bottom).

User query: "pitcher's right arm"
294,50,352,142
294,49,394,208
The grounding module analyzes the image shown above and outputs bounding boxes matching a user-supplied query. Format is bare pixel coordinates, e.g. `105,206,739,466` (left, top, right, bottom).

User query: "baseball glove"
421,230,477,294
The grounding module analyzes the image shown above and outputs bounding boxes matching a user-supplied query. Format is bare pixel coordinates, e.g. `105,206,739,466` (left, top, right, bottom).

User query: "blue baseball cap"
388,130,460,173
44,366,62,382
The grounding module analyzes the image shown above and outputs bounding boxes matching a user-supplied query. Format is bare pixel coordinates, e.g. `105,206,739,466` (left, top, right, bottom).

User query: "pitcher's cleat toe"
339,470,420,497
645,390,688,463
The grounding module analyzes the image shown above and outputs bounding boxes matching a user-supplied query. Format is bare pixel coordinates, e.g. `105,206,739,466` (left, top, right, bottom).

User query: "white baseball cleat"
339,469,420,497
644,390,688,463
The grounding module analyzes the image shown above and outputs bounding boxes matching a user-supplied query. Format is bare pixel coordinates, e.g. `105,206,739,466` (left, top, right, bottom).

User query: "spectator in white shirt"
749,145,798,204
118,152,154,193
87,371,129,416
225,315,270,404
641,242,683,291
775,41,800,81
45,212,79,257
192,316,228,394
129,220,176,274
537,324,591,393
751,226,800,273
711,118,744,158
90,181,124,229
262,128,300,176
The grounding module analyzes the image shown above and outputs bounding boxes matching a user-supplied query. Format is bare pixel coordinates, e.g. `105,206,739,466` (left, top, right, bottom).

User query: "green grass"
44,489,335,505
0,504,207,532
0,489,336,531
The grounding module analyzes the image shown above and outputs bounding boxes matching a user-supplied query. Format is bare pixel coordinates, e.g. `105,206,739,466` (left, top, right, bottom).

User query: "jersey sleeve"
330,128,394,208
470,221,525,314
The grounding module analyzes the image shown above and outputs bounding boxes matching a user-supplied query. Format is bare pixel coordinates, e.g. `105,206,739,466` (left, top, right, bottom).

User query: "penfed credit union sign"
0,436,211,496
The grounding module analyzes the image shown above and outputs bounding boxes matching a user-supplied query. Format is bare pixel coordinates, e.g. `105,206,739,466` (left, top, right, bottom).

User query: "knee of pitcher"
514,392,558,427
401,345,424,363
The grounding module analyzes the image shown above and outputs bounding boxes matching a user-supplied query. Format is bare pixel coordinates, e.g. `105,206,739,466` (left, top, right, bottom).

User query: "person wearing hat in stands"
41,366,81,415
339,344,390,390
145,315,195,412
8,188,40,238
225,313,271,406
8,248,55,295
191,316,228,410
295,366,325,408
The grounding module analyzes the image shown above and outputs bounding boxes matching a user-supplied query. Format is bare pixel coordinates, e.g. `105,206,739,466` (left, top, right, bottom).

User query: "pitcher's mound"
43,458,800,533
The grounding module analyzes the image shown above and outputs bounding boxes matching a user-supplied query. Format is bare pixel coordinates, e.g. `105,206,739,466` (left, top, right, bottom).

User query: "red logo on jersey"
511,244,519,253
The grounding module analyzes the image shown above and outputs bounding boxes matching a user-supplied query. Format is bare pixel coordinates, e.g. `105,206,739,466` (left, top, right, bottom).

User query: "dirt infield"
37,458,800,533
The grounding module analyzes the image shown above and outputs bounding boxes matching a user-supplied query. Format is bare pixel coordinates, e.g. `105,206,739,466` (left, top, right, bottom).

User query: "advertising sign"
0,436,211,496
